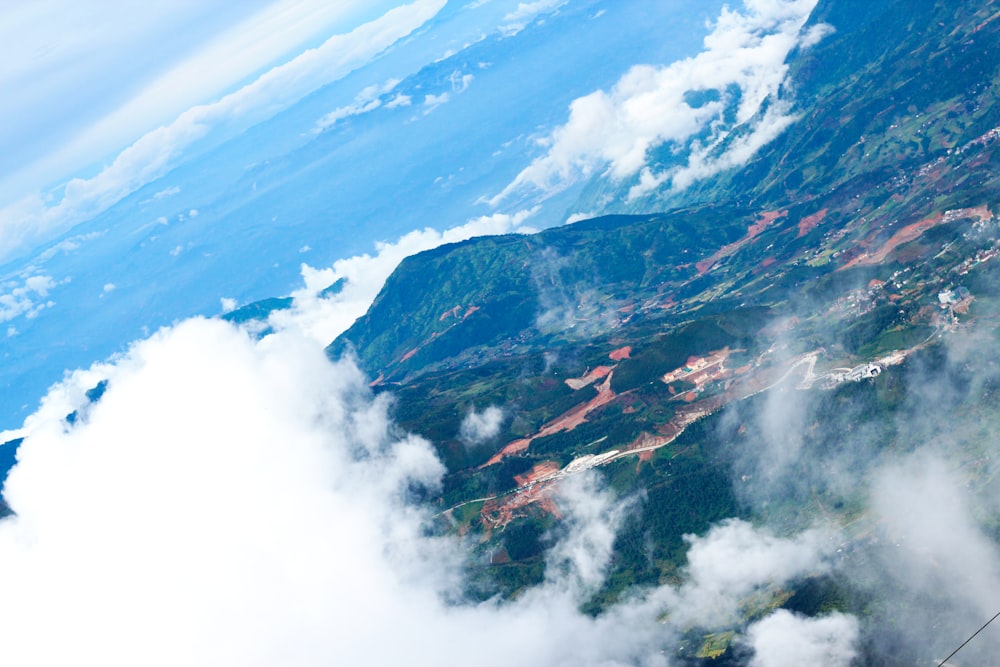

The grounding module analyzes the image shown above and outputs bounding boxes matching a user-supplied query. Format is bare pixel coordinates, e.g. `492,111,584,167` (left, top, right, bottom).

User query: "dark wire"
936,609,1000,667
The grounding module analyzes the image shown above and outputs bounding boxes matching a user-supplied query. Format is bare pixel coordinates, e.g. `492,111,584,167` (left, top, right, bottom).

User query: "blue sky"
0,0,450,263
0,3,894,665
0,1,399,200
0,0,827,433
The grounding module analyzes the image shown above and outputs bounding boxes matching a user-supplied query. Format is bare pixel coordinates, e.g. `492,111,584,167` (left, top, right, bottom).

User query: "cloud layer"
0,274,59,324
490,0,825,206
0,0,447,265
0,232,866,667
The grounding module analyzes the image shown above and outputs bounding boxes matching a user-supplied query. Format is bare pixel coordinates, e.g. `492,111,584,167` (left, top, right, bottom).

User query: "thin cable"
936,609,1000,667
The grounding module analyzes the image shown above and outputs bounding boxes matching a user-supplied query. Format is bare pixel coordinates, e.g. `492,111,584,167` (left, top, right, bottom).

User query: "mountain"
0,0,724,430
322,0,1000,663
4,1,1000,665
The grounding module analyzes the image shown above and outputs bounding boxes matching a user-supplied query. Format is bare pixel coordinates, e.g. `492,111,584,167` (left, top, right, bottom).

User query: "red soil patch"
697,210,787,275
439,305,462,321
400,347,420,362
514,461,561,486
565,365,613,390
487,438,532,465
368,373,385,387
609,346,633,361
759,256,777,269
797,208,828,238
463,305,480,318
695,258,716,275
753,209,788,232
840,212,945,269
481,483,562,529
490,548,511,564
484,373,617,466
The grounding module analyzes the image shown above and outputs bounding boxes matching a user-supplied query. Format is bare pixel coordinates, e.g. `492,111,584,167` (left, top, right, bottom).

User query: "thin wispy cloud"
499,0,569,36
314,79,402,132
0,1,402,204
0,0,448,266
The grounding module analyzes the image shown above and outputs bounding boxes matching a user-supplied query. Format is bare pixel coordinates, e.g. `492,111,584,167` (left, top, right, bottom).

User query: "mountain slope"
320,1,1000,662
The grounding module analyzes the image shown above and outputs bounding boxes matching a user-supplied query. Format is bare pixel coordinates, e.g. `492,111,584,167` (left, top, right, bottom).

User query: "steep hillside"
577,0,1000,215
321,1,1000,663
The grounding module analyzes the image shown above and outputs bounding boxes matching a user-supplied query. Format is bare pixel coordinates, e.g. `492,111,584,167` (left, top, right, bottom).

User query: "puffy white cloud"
490,0,826,206
269,207,539,345
459,405,505,445
0,0,448,265
746,610,860,667
0,316,707,666
0,240,862,666
0,274,60,323
666,519,835,628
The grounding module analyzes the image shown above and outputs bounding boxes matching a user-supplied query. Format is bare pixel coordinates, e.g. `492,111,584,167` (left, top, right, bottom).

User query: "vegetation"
225,1,1000,660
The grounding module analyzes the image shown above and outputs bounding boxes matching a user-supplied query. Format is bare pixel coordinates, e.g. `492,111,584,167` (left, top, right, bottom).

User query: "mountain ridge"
314,5,1000,661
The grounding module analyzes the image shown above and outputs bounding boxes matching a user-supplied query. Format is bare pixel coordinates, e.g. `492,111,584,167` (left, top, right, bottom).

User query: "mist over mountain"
3,0,1000,665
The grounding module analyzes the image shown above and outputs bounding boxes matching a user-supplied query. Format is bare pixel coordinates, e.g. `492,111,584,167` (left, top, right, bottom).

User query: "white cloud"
152,186,181,200
746,610,860,667
102,283,116,294
220,297,238,313
490,0,826,206
0,316,742,666
449,70,475,93
564,211,595,224
423,92,452,112
0,275,60,323
314,79,402,132
269,207,539,346
800,22,835,48
666,519,835,628
0,1,408,205
35,231,105,263
0,0,448,266
386,93,413,108
499,0,568,36
459,406,505,445
0,214,868,665
867,451,1000,652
